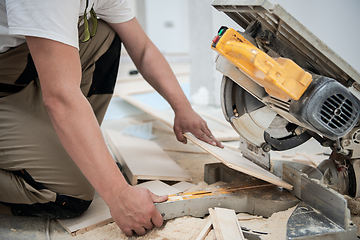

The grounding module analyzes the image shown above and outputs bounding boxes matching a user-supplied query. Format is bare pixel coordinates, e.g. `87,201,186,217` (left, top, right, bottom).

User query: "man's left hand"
173,108,223,148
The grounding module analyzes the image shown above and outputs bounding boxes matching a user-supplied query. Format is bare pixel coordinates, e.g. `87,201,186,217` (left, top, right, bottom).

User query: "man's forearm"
45,91,129,203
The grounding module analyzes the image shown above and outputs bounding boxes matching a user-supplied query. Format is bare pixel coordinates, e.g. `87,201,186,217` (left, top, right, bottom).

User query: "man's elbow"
41,90,75,115
42,94,64,116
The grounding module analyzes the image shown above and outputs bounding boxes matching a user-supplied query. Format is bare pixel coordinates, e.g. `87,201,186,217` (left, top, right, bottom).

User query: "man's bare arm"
25,36,166,236
109,18,223,148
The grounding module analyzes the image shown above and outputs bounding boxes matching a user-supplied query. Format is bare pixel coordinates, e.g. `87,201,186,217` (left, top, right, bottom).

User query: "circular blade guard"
221,76,311,151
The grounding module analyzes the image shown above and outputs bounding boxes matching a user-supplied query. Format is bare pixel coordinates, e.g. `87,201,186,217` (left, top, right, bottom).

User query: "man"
0,0,222,237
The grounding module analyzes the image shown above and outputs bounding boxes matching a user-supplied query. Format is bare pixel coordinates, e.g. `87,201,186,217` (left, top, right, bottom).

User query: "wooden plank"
117,92,293,190
163,148,208,154
209,207,245,240
136,180,181,196
172,181,196,192
185,134,293,190
191,217,212,240
205,230,216,240
58,195,112,236
105,130,191,185
209,129,239,142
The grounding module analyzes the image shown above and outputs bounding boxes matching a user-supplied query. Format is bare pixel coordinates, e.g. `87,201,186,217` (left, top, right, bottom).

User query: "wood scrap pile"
192,207,247,240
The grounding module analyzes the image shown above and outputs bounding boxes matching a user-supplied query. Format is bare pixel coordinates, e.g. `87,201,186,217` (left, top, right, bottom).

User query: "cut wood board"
185,134,293,190
191,217,212,240
58,195,112,236
208,129,239,142
105,129,191,185
209,207,244,240
172,181,196,192
163,148,208,154
137,180,195,196
205,230,216,240
117,92,293,190
136,180,182,196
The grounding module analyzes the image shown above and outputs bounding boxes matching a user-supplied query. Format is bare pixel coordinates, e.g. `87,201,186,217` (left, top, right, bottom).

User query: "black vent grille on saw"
319,94,356,133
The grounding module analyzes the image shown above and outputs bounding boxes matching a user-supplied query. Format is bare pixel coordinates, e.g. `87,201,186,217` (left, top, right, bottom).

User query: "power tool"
211,0,360,199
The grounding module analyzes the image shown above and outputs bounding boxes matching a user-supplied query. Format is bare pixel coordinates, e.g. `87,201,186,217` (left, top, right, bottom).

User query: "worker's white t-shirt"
0,0,135,53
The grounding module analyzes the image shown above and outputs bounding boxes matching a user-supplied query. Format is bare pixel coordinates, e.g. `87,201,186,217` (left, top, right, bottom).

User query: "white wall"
144,0,189,54
270,0,360,73
188,0,241,106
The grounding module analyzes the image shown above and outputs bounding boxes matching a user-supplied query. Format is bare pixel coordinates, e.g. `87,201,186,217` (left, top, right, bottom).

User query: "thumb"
149,191,168,203
173,126,187,144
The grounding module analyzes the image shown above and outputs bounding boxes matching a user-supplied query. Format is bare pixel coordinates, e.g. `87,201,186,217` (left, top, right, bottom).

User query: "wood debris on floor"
71,204,297,240
58,180,196,236
58,194,112,236
209,207,244,240
105,129,191,185
66,61,351,239
69,182,297,240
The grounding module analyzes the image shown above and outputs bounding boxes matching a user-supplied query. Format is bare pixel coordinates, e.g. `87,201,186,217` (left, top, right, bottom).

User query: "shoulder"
93,0,135,24
6,0,81,49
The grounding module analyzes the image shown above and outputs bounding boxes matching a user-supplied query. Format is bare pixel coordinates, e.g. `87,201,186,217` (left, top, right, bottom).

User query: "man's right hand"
108,185,168,236
25,32,167,238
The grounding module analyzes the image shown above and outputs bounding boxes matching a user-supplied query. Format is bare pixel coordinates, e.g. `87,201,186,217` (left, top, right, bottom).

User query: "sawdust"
344,195,360,236
345,195,360,215
73,206,296,240
73,216,206,240
238,206,296,240
72,181,295,239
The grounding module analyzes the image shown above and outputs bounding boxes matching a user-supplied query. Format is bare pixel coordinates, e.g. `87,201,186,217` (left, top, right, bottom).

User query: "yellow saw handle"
212,28,312,101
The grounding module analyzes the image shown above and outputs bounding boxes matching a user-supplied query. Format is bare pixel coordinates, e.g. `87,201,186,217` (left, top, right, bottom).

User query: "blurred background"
126,0,360,107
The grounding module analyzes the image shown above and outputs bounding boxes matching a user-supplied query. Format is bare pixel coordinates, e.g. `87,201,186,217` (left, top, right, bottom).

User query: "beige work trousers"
0,20,120,218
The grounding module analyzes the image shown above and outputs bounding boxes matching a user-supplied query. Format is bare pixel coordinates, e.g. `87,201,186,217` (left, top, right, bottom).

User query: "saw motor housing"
290,74,360,140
